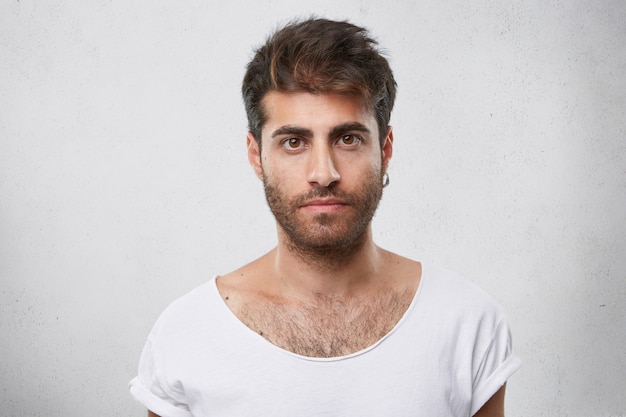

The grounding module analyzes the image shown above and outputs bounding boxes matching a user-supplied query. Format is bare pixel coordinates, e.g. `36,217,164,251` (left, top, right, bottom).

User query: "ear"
381,126,394,173
247,132,264,180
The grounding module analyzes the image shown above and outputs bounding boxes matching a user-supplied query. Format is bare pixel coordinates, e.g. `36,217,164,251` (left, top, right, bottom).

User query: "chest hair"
232,288,414,358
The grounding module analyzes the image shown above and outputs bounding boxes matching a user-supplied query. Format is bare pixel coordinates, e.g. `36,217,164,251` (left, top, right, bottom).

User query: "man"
130,18,520,417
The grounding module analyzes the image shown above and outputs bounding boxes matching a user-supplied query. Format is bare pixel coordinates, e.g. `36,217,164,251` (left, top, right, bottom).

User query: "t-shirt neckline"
211,263,426,363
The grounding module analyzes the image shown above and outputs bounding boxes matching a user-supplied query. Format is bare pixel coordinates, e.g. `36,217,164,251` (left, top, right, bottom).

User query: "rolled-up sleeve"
129,338,193,417
469,315,521,415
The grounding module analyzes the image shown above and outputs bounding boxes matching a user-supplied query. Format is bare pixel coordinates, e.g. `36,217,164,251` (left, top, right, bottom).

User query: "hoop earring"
382,173,389,188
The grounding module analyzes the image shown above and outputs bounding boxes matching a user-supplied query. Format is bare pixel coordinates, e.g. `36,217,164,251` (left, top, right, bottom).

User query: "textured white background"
1,1,624,416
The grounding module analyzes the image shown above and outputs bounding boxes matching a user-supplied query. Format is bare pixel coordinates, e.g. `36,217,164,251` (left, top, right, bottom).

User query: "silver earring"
382,173,389,188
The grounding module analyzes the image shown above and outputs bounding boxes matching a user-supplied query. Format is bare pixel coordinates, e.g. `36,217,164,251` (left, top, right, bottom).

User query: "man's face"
247,91,393,256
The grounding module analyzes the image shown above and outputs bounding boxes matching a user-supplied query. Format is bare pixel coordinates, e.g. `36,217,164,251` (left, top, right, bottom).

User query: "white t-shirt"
129,263,521,417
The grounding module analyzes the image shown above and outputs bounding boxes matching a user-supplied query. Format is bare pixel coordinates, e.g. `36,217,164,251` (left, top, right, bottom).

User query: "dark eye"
338,135,360,146
282,138,304,149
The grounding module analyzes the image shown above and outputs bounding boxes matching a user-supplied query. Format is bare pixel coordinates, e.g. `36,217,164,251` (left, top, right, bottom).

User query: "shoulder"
423,264,499,302
147,278,221,342
409,264,516,369
417,263,506,325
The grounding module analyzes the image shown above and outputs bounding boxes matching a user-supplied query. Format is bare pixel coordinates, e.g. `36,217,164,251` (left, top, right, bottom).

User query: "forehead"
261,91,376,134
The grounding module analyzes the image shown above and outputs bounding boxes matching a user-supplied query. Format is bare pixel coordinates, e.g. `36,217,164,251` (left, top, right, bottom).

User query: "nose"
306,145,340,187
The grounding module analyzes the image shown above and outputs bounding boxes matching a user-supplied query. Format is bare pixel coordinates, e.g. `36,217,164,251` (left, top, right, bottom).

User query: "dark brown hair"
242,18,397,146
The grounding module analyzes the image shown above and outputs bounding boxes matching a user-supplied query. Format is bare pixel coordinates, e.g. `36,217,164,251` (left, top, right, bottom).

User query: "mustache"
293,185,353,206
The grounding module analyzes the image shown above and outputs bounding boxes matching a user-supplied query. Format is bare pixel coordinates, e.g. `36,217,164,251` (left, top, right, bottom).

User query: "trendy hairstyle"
242,18,397,146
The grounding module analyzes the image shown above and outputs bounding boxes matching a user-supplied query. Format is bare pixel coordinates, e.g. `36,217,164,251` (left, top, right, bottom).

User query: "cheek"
261,160,297,188
342,154,382,177
261,151,305,178
259,151,279,179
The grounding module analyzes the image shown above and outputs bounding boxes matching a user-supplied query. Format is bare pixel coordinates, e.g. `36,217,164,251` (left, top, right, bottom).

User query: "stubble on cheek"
261,165,384,266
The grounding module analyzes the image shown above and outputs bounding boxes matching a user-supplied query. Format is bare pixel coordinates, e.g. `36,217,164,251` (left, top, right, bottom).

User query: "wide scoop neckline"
211,262,425,363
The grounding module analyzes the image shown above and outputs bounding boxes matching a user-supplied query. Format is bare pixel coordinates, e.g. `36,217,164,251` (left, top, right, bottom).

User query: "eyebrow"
329,122,371,138
270,122,371,139
271,125,313,139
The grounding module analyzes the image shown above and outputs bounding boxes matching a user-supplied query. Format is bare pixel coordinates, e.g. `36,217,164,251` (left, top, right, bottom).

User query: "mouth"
299,198,348,213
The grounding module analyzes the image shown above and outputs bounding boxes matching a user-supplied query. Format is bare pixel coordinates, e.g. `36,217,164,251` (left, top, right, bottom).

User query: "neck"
269,225,388,299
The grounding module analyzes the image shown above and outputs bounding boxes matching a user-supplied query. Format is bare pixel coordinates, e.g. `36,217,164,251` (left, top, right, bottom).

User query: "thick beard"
263,168,384,271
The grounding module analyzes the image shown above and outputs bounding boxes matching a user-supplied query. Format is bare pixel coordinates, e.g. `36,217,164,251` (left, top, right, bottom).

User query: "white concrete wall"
1,1,624,416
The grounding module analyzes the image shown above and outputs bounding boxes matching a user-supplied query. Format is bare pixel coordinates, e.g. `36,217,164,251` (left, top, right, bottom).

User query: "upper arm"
147,411,161,417
473,384,506,417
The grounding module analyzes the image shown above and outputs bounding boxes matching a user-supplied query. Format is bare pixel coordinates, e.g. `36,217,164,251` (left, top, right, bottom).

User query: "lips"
300,198,345,207
299,198,348,213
